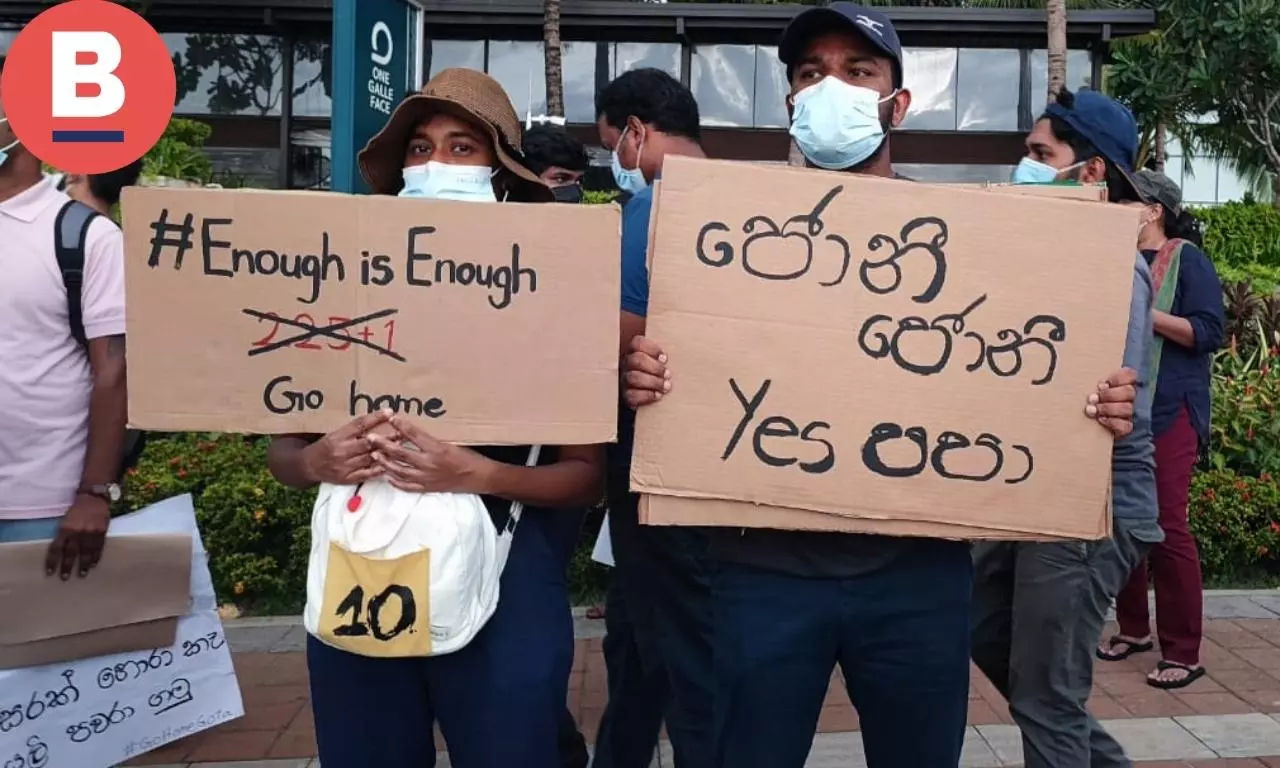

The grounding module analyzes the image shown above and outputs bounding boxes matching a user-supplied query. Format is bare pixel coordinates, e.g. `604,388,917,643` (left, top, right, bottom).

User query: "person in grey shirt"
971,89,1164,768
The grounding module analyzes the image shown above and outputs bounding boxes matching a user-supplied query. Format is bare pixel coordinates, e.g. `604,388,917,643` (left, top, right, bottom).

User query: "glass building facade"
6,3,1242,201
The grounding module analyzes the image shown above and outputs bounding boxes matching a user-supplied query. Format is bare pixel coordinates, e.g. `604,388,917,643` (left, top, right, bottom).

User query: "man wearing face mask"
523,124,588,204
618,7,1143,767
591,67,714,768
969,89,1164,768
0,61,130,581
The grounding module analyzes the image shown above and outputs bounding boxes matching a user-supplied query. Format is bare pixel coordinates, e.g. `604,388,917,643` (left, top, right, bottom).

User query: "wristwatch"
79,483,122,503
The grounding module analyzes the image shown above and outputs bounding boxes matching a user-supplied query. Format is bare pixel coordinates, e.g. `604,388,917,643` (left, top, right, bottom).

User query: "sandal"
1096,635,1154,662
585,604,606,620
1147,660,1206,690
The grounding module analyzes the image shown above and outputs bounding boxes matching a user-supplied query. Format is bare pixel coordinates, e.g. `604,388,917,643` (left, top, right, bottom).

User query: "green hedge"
1195,203,1280,293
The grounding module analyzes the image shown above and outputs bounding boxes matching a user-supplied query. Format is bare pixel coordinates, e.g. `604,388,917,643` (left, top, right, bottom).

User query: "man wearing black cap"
969,89,1165,768
621,6,1141,768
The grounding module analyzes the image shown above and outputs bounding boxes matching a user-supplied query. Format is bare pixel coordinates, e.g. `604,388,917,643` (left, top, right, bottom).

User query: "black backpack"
54,200,147,481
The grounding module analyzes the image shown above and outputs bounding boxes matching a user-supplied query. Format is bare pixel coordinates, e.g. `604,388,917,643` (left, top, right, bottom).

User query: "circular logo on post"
1,0,176,174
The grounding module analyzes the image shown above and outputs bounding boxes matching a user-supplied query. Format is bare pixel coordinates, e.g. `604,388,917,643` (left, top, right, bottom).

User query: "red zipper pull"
346,483,365,513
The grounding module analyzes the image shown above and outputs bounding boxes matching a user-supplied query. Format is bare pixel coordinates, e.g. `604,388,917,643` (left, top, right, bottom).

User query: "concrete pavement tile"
974,724,1022,766
804,731,868,768
1243,596,1280,618
1177,713,1280,758
273,626,308,653
1206,598,1280,621
225,625,294,654
960,727,1002,768
1104,717,1216,761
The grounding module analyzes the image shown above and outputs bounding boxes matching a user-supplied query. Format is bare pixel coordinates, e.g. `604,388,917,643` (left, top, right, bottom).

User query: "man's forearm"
268,435,320,489
1153,310,1196,349
81,335,128,487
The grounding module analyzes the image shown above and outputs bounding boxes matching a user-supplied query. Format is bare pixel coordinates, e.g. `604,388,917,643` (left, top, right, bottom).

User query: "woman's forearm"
268,435,320,489
477,445,604,507
1153,310,1196,349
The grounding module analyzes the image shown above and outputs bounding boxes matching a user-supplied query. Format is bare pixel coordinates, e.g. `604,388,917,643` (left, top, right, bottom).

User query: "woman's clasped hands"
300,410,490,493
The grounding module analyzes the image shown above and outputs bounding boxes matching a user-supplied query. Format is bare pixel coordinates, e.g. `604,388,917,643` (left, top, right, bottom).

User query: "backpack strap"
54,200,101,347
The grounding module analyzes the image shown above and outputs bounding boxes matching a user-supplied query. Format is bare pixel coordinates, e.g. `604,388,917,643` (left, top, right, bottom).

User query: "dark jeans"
594,488,715,768
971,519,1161,768
307,518,574,768
1117,407,1204,666
711,542,973,768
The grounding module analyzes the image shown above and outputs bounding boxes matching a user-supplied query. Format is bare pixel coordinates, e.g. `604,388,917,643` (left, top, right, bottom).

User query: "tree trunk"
787,138,805,167
1045,0,1068,103
543,0,564,118
1273,173,1280,212
1154,122,1167,173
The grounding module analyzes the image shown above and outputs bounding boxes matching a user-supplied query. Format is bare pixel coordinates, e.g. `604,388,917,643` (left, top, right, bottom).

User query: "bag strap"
54,200,102,347
502,445,543,535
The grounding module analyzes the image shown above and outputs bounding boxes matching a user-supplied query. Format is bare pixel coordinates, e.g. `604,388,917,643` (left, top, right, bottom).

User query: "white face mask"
789,77,897,171
399,161,497,203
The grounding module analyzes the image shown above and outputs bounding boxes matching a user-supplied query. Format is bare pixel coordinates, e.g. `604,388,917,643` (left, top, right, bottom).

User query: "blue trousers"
307,517,574,768
594,489,715,768
711,541,974,768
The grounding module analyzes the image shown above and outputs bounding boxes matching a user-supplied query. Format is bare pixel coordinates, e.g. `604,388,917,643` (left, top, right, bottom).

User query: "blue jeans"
594,487,715,768
306,516,575,768
0,517,62,543
711,542,973,768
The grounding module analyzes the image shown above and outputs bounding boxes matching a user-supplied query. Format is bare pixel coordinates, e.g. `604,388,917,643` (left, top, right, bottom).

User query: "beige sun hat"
357,68,552,202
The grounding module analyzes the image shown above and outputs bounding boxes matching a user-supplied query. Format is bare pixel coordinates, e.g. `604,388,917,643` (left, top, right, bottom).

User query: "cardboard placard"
631,156,1137,540
121,188,621,445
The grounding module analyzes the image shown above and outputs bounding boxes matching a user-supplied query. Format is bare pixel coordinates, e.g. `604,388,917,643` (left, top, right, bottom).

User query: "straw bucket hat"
357,68,552,202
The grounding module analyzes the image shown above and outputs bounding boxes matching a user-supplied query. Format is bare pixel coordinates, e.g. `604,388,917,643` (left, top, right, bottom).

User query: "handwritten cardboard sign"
630,156,1137,540
0,496,244,768
121,188,621,445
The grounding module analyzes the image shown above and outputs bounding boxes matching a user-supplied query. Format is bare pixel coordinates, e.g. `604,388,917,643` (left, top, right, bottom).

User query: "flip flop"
585,604,606,620
1147,660,1206,690
1096,635,1155,662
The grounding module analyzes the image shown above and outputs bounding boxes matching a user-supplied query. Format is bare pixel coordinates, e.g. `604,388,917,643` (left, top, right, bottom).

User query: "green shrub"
121,434,315,614
1209,331,1280,477
142,118,215,184
1189,469,1280,585
1195,203,1280,294
583,189,621,205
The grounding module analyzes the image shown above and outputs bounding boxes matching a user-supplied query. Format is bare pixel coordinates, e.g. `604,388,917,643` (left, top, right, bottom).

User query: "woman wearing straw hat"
267,68,601,768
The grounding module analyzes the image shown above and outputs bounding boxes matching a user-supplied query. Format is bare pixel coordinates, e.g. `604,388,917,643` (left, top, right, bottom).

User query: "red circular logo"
1,0,176,174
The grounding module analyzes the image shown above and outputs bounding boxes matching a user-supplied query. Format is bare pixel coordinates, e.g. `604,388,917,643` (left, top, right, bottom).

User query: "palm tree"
543,0,564,118
1045,0,1068,102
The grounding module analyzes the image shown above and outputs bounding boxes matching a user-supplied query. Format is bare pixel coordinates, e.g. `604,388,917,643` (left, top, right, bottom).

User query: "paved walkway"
122,591,1280,767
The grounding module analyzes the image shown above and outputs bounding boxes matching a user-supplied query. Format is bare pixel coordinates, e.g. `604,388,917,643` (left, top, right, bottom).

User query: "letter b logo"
2,0,176,174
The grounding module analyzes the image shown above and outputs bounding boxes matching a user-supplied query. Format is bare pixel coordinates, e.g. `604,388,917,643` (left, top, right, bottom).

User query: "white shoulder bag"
304,445,541,658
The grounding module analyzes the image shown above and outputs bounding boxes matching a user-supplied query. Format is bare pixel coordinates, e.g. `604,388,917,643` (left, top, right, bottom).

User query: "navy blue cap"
1043,89,1147,201
1044,90,1139,172
778,3,902,77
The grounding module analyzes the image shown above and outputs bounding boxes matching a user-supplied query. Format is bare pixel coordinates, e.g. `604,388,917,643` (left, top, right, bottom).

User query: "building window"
166,33,286,116
692,44,757,127
427,39,484,79
615,42,680,79
488,40,546,116
1028,49,1093,117
290,127,332,190
754,46,790,129
0,29,16,56
901,48,958,131
956,49,1020,132
562,41,603,123
293,39,332,118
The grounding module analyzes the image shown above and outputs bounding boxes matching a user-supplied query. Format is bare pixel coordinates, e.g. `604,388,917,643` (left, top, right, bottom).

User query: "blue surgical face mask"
0,118,17,168
1011,157,1084,185
610,127,648,194
399,161,497,202
789,77,896,171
